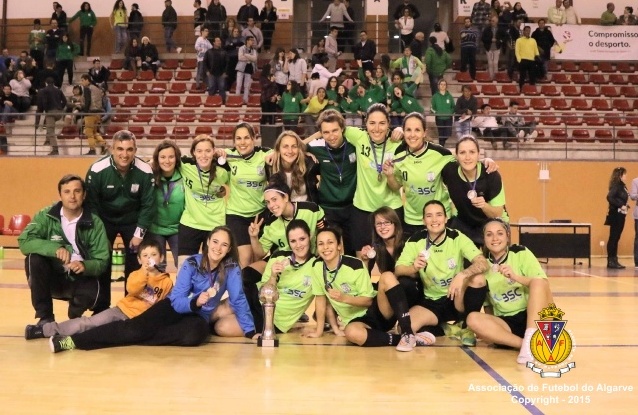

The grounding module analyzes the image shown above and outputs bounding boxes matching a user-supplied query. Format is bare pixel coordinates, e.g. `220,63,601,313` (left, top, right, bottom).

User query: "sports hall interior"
0,1,636,413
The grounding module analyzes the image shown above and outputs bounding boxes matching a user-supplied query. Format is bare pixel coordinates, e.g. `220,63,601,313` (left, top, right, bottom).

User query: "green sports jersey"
310,255,377,325
485,245,547,317
396,228,482,300
258,250,316,333
259,202,325,254
392,142,455,225
225,147,271,217
306,139,358,208
179,158,229,230
344,126,402,211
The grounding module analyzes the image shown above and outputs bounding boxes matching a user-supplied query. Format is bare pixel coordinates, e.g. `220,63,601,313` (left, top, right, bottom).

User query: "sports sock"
385,285,413,335
362,329,400,347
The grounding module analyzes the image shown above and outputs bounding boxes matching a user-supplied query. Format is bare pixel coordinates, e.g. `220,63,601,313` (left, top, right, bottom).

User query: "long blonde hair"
271,130,308,195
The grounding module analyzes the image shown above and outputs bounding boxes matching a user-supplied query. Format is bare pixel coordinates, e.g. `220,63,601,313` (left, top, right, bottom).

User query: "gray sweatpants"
42,306,128,337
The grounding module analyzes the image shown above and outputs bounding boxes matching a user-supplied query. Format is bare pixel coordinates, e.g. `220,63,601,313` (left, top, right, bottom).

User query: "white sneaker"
517,130,525,139
415,331,436,346
517,342,533,365
396,333,416,352
528,130,538,140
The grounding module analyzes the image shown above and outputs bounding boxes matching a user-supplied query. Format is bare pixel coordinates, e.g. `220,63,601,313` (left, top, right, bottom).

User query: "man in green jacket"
19,174,110,327
85,130,155,312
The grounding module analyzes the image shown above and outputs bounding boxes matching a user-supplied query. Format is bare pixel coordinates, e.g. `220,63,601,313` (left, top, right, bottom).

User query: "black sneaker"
37,317,55,326
49,335,75,353
25,324,45,340
298,313,310,323
85,149,96,155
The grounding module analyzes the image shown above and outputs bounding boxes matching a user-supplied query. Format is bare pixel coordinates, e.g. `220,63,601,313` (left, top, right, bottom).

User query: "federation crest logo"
527,304,576,378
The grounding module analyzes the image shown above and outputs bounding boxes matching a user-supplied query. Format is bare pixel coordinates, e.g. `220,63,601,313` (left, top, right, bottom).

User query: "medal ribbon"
325,143,347,183
460,167,478,195
370,137,388,175
323,255,343,290
197,164,213,206
490,250,509,270
162,180,176,206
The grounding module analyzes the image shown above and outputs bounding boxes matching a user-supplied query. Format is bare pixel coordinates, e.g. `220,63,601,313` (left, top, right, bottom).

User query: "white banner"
544,25,638,61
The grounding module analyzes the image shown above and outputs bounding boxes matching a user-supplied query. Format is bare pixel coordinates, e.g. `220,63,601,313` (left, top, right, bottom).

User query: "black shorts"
349,298,397,332
402,222,424,241
178,224,209,256
351,206,404,252
499,310,527,339
226,213,259,247
414,296,460,324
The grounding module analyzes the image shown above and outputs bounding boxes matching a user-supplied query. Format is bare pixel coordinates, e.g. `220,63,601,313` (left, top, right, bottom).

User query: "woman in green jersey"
220,123,271,268
467,219,554,365
148,140,184,268
177,135,229,267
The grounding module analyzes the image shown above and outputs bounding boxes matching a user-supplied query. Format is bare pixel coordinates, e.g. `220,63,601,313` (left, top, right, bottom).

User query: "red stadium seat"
579,62,596,72
190,83,206,93
247,95,261,107
141,95,161,107
184,96,202,107
550,98,569,110
137,71,154,81
111,110,131,123
617,129,635,141
204,95,223,107
561,62,578,72
501,84,518,95
612,99,631,112
121,96,140,107
199,112,218,123
572,129,591,142
175,70,192,81
109,83,128,94
475,72,491,82
617,63,633,73
561,85,579,96
570,73,587,84
176,110,196,123
550,73,570,84
172,126,191,140
571,99,591,111
243,110,261,122
163,59,179,70
594,129,613,142
521,85,539,96
216,126,235,142
169,83,187,94
581,86,598,97
163,96,182,107
487,98,506,110
118,70,135,81
550,129,569,142
609,74,628,85
584,114,604,126
620,86,638,97
589,74,606,84
468,84,479,95
2,214,31,235
57,125,79,140
130,83,147,94
628,115,638,127
530,98,550,110
109,59,124,70
541,85,560,96
194,126,213,136
562,113,581,125
132,109,153,123
156,71,173,81
592,99,611,111
455,72,473,83
540,115,561,126
154,110,174,123
108,96,121,107
605,113,625,126
149,83,167,93
127,125,145,138
249,82,262,94
147,126,168,140
225,95,244,107
481,85,498,95
181,59,197,69
494,72,510,83
222,111,241,123
598,62,614,73
600,86,620,97
547,61,561,72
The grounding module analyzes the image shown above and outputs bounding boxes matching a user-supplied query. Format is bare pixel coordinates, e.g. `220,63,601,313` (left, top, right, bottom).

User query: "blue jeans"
114,25,128,53
196,61,205,88
235,72,252,103
454,118,472,140
207,74,227,102
147,232,179,268
1,104,17,124
164,26,176,52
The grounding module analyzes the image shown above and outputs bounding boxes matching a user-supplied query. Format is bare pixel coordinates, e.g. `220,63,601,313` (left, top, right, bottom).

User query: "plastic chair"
2,214,31,235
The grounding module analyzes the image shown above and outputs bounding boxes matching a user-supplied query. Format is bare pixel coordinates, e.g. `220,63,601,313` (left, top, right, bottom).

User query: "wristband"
134,227,146,239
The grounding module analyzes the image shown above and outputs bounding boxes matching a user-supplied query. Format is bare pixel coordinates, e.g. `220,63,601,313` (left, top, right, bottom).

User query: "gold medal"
378,173,383,182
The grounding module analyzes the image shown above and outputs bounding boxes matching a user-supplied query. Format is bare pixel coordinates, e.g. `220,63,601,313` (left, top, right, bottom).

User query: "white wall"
457,0,611,19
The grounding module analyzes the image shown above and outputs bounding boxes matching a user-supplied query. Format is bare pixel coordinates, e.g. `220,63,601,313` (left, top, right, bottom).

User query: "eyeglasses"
375,221,393,228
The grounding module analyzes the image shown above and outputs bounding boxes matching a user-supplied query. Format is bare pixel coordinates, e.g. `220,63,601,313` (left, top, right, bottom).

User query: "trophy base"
257,337,279,348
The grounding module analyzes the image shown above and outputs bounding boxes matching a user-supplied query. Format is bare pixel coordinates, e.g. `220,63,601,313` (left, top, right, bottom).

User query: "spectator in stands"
56,34,79,86
605,167,629,269
271,48,288,95
396,8,415,53
277,80,303,131
460,17,479,80
237,0,260,29
325,26,341,72
302,87,329,136
224,27,244,91
311,38,326,55
500,100,537,141
324,76,340,111
472,103,507,150
85,129,155,315
429,23,450,51
88,58,110,90
515,26,539,91
242,18,264,51
454,85,478,140
0,85,19,125
110,1,128,54
393,0,420,20
127,3,144,41
563,0,581,24
222,17,238,42
425,36,452,97
409,32,426,61
259,0,277,52
320,0,353,32
547,0,566,25
471,0,492,31
162,0,178,53
124,38,141,72
342,0,356,53
511,2,529,22
353,31,377,73
34,77,66,155
16,51,37,83
195,27,213,89
617,6,637,25
194,0,207,37
69,2,97,56
312,54,343,89
62,85,83,125
206,0,227,39
52,3,68,31
34,59,59,89
491,0,502,17
390,46,424,86
235,35,257,104
531,19,556,78
80,74,106,155
19,174,110,327
389,86,423,127
45,19,63,61
140,36,159,75
29,19,46,69
9,70,32,113
482,15,507,81
601,3,618,25
204,36,228,102
287,48,307,93
260,68,279,125
505,18,522,81
498,2,513,29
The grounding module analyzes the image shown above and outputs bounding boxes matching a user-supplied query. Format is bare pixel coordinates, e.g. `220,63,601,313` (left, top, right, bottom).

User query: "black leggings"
71,298,209,350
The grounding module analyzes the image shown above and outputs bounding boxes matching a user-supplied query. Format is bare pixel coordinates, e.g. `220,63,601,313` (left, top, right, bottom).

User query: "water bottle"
0,246,4,260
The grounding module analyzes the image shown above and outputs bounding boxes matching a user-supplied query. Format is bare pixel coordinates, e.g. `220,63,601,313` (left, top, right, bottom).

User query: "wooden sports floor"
1,249,636,415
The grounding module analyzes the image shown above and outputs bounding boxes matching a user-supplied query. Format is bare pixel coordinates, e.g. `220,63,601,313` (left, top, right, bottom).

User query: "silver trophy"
257,283,279,347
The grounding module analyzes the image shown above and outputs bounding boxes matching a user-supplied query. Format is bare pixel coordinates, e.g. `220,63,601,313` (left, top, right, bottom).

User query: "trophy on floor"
258,283,279,347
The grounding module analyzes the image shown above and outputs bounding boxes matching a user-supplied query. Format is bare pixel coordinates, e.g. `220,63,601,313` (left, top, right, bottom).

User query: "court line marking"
462,347,545,415
572,270,638,286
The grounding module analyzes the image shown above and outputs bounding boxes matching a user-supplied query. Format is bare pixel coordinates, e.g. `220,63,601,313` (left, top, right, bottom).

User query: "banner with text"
545,25,638,61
